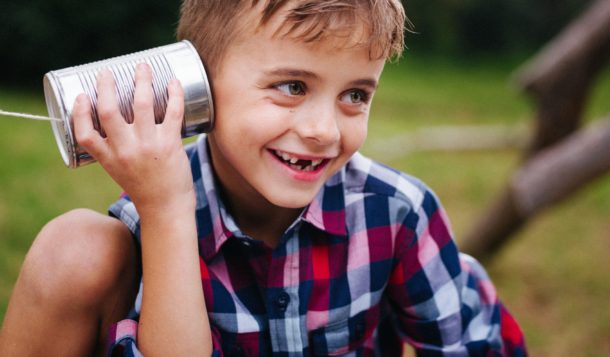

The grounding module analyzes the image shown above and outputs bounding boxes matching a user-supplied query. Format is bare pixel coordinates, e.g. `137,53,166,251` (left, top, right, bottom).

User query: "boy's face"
207,12,385,211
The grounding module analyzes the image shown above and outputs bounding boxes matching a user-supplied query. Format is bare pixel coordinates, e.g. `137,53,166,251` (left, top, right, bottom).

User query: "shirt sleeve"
106,319,142,357
106,319,225,357
386,189,527,356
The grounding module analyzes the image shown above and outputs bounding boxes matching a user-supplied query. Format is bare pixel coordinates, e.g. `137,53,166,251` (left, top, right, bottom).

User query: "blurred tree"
461,0,610,258
404,0,588,56
0,0,180,86
0,0,591,86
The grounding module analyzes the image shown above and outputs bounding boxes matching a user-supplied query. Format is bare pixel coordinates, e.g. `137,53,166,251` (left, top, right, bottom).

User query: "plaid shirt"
107,135,526,356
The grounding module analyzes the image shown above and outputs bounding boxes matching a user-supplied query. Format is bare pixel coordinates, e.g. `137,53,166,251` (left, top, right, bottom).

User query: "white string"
0,109,62,122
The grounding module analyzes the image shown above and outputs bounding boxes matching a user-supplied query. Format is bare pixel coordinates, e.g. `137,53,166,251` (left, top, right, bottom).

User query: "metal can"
43,40,214,168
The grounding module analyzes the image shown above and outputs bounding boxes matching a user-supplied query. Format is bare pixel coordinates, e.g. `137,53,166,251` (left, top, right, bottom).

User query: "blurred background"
0,0,609,355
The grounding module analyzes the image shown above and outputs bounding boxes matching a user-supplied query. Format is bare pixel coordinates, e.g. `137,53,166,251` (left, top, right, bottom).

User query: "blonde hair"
177,0,406,75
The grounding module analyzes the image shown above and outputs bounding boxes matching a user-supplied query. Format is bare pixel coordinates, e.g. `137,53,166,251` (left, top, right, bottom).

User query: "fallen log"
462,0,610,259
462,117,610,258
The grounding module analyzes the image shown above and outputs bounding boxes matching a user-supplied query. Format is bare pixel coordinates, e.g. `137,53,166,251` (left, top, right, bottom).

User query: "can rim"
182,40,215,132
44,72,76,168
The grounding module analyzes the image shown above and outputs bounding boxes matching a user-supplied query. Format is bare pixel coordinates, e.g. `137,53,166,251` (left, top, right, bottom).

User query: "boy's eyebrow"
265,67,379,89
348,78,379,90
265,68,319,79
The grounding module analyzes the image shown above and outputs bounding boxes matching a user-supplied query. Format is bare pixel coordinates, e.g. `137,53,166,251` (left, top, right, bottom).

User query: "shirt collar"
301,169,348,237
193,135,348,261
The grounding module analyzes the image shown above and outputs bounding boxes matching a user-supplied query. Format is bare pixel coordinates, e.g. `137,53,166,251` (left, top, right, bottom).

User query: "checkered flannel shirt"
107,135,526,356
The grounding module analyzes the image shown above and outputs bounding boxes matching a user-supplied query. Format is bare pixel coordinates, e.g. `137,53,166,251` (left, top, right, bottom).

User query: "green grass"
1,55,609,356
0,88,122,317
368,56,610,356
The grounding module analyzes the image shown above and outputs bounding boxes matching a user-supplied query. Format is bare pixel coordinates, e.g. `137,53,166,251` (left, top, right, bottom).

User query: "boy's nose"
295,102,340,145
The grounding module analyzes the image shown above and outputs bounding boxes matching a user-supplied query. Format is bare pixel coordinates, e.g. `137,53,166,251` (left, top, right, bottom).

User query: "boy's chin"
264,191,318,210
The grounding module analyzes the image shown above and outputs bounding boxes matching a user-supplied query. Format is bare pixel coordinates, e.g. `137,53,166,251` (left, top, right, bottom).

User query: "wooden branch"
515,0,610,97
459,186,525,260
463,0,610,259
511,118,610,216
462,117,610,258
515,0,610,155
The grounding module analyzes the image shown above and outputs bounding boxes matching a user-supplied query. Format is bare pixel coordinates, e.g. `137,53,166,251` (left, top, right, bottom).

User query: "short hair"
177,0,406,75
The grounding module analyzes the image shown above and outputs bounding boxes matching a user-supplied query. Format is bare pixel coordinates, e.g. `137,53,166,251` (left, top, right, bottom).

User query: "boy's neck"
206,136,305,248
219,186,303,248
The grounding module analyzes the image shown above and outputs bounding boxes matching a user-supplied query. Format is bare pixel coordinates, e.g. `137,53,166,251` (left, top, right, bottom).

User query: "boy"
0,0,527,355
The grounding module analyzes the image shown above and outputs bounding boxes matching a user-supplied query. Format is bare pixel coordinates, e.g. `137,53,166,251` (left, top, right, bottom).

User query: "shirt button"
275,291,291,312
229,345,244,357
355,322,365,340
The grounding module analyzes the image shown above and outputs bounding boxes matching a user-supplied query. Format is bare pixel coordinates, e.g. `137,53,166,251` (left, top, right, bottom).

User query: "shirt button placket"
229,345,244,357
355,321,365,340
275,291,291,312
267,231,304,354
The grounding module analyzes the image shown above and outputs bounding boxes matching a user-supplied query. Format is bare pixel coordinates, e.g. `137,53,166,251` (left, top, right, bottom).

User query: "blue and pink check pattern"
108,135,526,356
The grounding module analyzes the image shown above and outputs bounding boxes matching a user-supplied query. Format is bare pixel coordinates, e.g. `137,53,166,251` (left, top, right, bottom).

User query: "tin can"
43,40,214,168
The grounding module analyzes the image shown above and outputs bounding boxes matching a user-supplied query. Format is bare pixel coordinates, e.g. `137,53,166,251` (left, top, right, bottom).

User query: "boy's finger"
95,69,128,142
132,63,156,138
72,93,106,160
163,79,185,135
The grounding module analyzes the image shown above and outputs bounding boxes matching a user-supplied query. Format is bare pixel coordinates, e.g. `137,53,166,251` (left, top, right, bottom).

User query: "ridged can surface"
43,40,214,168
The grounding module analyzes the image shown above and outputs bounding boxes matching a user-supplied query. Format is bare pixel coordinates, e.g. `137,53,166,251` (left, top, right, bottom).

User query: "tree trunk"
462,117,610,258
461,0,610,259
511,118,610,216
516,0,610,155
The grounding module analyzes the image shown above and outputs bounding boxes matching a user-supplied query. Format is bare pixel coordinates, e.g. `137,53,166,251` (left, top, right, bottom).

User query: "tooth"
289,157,298,164
312,159,322,166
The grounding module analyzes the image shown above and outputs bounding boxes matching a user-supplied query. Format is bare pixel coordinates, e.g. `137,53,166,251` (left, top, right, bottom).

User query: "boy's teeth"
274,149,325,171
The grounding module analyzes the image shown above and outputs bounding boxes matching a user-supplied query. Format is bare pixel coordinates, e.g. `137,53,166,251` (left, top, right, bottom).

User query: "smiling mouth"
271,149,328,172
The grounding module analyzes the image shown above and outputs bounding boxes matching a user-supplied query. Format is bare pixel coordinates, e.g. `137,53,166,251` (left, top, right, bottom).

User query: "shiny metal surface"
43,40,214,168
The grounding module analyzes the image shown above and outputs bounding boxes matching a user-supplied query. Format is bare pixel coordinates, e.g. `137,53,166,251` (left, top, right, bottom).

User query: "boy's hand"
73,64,211,354
73,63,195,215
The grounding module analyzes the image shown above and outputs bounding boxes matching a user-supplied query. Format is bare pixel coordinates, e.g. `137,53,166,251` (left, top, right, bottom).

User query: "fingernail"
98,69,112,79
76,93,88,103
137,63,151,73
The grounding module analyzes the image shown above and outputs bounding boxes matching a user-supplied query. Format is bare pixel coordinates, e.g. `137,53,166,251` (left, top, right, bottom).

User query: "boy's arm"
73,64,212,356
137,197,210,356
386,190,526,355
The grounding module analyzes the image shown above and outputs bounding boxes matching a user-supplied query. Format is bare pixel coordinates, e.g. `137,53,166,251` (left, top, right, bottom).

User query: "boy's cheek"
343,119,368,149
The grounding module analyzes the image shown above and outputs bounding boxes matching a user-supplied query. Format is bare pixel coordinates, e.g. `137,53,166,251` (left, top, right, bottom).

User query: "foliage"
404,0,588,55
0,0,590,85
1,57,609,355
0,0,180,85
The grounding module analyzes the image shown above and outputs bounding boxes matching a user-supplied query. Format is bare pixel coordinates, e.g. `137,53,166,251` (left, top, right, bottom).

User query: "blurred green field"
1,55,609,356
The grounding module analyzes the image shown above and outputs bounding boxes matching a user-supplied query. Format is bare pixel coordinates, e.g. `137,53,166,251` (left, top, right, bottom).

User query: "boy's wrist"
134,190,197,219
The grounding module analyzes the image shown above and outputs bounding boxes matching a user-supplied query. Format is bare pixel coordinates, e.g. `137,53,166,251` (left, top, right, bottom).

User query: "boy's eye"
341,89,370,104
275,81,306,96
